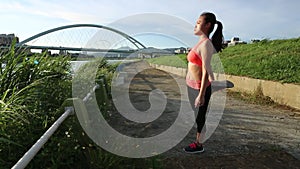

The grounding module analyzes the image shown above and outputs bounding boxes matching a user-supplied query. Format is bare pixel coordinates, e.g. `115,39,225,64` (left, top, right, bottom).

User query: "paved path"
110,61,300,169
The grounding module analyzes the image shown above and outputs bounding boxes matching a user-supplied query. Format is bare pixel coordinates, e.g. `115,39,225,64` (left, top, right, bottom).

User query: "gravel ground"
108,61,300,169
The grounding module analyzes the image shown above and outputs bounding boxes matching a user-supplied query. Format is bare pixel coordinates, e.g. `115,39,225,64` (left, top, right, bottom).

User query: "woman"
184,12,223,153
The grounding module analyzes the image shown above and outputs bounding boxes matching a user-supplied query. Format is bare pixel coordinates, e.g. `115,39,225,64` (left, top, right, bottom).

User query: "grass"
219,38,300,84
146,54,187,68
2,37,298,168
227,90,300,114
147,38,300,84
0,43,74,168
0,42,164,169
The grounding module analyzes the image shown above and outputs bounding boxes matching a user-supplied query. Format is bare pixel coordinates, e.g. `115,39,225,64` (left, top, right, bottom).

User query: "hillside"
147,38,300,84
219,38,300,84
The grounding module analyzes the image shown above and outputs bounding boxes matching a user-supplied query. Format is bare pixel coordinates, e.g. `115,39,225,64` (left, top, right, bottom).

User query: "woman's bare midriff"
187,62,202,81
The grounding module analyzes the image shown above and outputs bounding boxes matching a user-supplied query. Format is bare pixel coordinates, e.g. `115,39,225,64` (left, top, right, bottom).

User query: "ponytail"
200,12,224,52
211,21,224,52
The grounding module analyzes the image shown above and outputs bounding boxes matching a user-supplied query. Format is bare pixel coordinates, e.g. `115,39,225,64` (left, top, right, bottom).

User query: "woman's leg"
195,85,211,144
184,85,211,153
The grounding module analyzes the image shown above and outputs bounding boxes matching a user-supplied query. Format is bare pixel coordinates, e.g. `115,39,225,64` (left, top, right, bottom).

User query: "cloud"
1,0,299,43
108,13,197,47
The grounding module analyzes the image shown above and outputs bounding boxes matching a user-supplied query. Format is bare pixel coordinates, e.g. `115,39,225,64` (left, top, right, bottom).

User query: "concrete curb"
149,63,187,77
149,63,300,110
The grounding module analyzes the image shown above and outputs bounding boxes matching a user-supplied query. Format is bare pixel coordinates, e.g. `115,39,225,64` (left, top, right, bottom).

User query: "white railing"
12,84,100,169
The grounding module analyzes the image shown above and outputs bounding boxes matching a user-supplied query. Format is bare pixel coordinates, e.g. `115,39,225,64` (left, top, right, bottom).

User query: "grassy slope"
146,54,187,68
219,38,300,84
147,38,300,84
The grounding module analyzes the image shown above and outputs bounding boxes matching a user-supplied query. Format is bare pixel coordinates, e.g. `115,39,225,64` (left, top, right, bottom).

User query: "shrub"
0,42,73,168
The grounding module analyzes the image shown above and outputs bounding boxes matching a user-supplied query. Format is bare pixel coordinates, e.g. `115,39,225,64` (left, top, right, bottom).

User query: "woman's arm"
200,41,215,82
194,67,209,107
194,41,214,107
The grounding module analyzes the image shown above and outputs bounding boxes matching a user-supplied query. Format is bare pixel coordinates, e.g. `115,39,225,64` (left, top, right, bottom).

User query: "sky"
0,0,300,48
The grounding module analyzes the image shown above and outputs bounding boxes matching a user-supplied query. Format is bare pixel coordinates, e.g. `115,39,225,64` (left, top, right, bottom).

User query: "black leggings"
187,85,212,133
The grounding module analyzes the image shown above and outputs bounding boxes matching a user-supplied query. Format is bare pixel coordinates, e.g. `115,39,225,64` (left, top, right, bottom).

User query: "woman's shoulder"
198,39,213,49
197,39,216,54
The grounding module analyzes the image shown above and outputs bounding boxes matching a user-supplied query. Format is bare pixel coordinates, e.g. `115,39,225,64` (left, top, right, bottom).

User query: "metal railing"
12,83,101,169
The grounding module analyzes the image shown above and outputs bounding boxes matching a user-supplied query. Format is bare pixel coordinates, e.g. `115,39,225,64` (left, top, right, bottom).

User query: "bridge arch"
17,24,146,50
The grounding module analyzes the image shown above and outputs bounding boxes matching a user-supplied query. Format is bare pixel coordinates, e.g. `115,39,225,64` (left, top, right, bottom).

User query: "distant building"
174,47,188,54
222,40,231,48
251,39,261,43
0,34,19,46
227,37,246,46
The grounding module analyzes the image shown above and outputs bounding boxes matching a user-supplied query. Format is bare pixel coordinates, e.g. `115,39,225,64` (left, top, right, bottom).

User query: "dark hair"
200,12,224,52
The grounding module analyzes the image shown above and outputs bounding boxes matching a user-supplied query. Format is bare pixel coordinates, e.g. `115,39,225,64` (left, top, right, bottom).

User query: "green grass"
147,55,187,68
0,43,74,168
219,38,300,84
0,42,163,169
147,38,300,84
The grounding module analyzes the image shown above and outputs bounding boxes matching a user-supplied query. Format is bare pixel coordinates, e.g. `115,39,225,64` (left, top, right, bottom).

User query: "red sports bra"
187,50,202,66
187,38,209,67
186,38,210,89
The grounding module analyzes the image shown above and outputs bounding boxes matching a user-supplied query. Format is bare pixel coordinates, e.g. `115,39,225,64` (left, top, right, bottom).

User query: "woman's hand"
208,76,214,82
195,95,205,107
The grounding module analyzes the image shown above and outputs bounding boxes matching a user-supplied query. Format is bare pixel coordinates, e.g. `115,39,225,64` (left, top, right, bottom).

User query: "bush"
0,43,73,168
0,43,144,168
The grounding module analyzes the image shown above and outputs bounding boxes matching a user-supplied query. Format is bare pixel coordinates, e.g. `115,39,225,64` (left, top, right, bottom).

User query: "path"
109,61,300,169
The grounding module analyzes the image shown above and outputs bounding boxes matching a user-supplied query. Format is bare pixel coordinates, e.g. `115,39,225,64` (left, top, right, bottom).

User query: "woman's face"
194,16,209,36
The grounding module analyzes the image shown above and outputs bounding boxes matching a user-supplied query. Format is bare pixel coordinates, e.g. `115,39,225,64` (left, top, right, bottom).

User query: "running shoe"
183,142,205,153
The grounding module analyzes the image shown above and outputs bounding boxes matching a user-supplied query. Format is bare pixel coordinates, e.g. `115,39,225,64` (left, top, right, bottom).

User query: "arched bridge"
16,24,146,54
